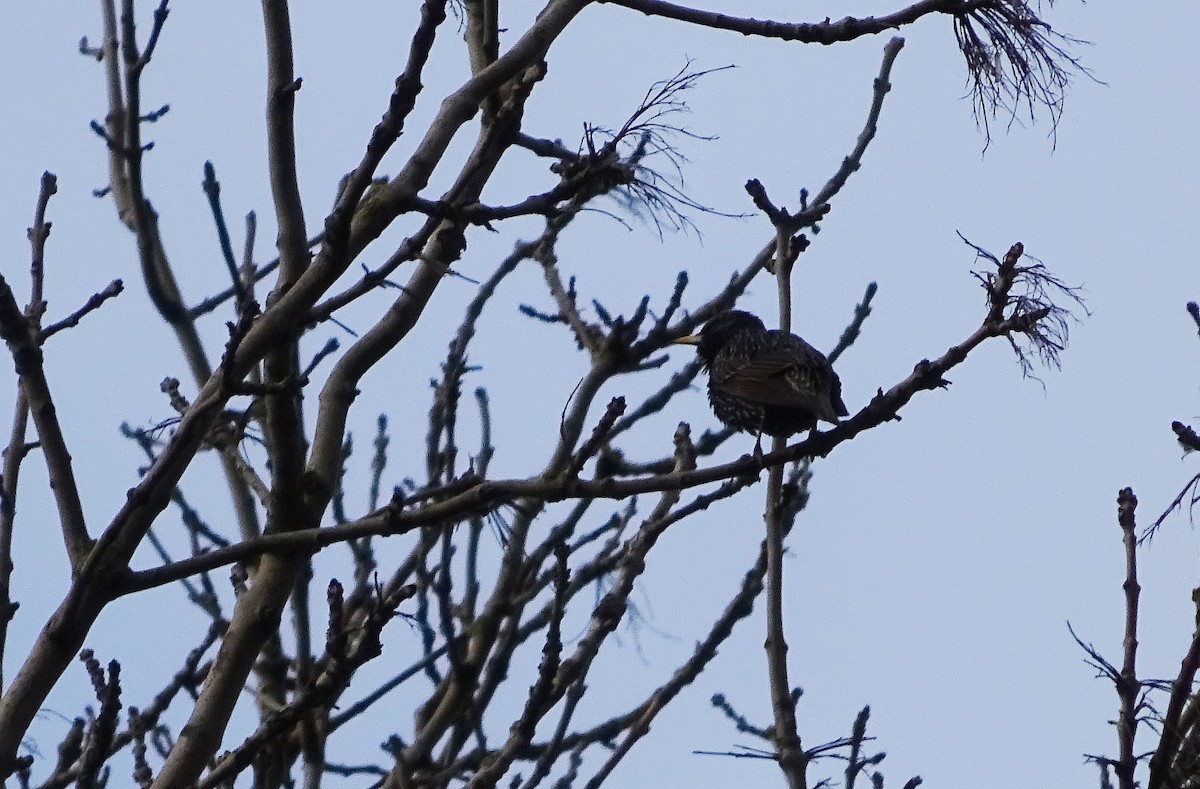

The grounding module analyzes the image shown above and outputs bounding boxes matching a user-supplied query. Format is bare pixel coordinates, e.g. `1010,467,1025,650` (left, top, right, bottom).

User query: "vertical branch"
0,171,60,686
76,652,123,789
116,0,211,375
261,0,310,285
1114,488,1140,789
201,162,247,307
147,3,318,784
1080,488,1150,787
774,228,795,334
762,452,806,788
98,0,129,220
258,0,312,731
257,10,316,786
26,171,56,323
745,177,808,789
743,178,805,332
258,0,310,553
0,176,92,570
1113,484,1142,786
767,266,804,788
464,0,500,76
735,38,908,781
0,385,29,691
464,0,501,121
100,0,264,548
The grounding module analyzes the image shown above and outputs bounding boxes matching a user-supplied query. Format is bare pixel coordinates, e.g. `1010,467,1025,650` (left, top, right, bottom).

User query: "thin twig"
39,280,125,341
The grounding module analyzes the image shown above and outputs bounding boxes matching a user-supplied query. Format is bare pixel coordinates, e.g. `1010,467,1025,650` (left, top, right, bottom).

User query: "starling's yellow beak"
671,335,701,346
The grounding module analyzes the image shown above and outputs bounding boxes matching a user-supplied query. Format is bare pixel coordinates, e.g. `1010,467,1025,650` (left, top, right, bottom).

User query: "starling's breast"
707,384,763,434
706,381,817,437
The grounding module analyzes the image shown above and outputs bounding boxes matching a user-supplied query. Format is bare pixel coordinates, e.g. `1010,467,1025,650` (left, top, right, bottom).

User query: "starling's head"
672,310,765,365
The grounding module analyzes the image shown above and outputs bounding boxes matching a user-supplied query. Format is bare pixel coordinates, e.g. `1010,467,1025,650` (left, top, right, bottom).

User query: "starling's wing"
713,348,819,406
713,343,845,423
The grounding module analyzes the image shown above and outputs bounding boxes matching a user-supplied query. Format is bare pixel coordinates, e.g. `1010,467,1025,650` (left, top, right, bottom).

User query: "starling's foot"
752,433,765,462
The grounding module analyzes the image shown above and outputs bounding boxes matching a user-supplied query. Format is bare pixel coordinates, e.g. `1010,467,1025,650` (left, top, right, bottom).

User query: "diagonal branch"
0,240,91,570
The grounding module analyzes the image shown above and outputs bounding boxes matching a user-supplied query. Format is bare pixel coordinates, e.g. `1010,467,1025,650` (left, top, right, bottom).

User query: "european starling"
674,310,848,440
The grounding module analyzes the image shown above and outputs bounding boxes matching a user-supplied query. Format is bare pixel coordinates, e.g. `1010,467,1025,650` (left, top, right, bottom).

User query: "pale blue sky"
2,2,1198,786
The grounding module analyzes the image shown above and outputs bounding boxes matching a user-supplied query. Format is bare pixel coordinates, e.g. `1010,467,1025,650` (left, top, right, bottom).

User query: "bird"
673,310,848,445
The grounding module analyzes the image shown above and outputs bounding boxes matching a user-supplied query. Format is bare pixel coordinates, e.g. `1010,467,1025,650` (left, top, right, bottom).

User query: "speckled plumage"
683,310,848,438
